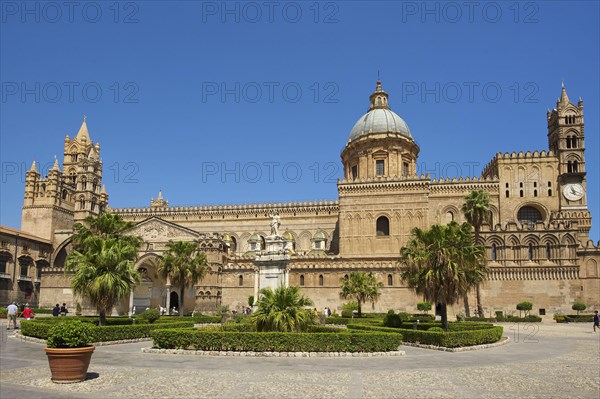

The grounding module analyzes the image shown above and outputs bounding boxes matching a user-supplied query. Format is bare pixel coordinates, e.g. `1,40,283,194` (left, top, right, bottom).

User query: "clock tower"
547,84,591,241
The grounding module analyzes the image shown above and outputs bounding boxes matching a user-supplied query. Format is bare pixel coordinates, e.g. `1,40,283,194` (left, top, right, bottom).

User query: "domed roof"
348,80,412,142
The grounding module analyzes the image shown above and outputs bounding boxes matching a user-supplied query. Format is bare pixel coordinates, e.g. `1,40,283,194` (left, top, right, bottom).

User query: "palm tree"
462,190,492,318
66,237,141,326
251,285,315,332
399,222,487,331
339,272,384,318
71,212,138,247
157,241,208,316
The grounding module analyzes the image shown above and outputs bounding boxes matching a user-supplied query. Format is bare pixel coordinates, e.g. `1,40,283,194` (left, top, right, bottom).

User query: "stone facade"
3,82,599,317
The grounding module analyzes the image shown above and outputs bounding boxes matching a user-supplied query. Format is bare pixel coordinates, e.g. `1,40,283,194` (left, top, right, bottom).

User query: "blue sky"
1,1,599,240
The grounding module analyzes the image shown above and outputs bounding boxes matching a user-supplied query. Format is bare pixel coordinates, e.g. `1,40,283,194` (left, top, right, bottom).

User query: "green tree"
251,285,315,332
66,213,142,326
572,302,586,315
516,301,533,317
66,238,141,326
399,222,487,331
339,272,384,318
158,241,209,316
417,301,432,314
462,189,492,318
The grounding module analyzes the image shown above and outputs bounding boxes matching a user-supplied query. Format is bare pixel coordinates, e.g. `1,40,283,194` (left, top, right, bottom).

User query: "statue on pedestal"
269,211,281,237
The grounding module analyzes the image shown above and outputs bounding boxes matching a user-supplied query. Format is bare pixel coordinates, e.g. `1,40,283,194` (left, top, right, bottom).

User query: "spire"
29,160,37,173
559,82,570,104
101,185,107,194
150,190,168,208
369,79,390,111
75,115,91,142
157,190,163,200
52,156,60,171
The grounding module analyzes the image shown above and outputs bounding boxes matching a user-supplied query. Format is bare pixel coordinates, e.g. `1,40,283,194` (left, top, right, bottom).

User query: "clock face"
563,183,584,201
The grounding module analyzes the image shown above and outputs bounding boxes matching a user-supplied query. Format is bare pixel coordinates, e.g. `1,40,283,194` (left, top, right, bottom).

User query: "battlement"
110,199,340,216
482,150,557,177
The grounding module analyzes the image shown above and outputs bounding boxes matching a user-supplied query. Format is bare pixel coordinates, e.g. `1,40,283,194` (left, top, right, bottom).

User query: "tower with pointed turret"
21,117,108,243
547,84,591,240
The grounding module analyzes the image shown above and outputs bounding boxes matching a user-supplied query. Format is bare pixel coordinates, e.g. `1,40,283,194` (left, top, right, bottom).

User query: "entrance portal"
170,291,179,313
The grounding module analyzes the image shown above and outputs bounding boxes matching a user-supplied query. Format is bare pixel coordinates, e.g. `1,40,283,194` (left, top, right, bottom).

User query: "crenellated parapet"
111,199,340,218
429,176,499,195
482,150,557,178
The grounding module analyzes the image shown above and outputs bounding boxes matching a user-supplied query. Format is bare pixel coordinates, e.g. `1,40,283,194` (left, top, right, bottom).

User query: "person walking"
593,310,599,333
6,302,18,329
52,304,60,317
20,305,35,320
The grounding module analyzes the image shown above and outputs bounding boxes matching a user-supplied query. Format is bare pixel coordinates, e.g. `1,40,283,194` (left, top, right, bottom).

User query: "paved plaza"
0,321,598,399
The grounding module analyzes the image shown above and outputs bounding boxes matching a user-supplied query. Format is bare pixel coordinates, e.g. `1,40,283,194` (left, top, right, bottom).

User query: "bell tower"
547,84,590,240
63,117,108,223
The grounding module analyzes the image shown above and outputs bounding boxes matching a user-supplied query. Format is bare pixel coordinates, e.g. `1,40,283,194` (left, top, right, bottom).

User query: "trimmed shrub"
152,330,402,352
516,301,533,317
464,317,496,322
412,314,434,322
21,320,50,339
571,302,587,315
554,313,567,323
47,320,94,348
341,302,358,318
383,310,402,328
138,308,160,324
564,314,594,323
31,308,53,314
503,315,541,323
428,327,444,332
417,301,432,313
347,324,503,348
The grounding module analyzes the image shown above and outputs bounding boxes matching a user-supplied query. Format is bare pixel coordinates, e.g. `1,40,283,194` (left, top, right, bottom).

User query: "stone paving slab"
1,321,598,398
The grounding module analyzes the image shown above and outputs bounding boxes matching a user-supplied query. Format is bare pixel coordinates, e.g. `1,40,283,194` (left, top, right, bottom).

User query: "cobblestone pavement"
0,321,598,399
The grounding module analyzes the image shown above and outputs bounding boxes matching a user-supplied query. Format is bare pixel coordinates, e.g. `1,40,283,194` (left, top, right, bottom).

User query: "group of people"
5,302,35,329
52,303,69,317
322,307,332,317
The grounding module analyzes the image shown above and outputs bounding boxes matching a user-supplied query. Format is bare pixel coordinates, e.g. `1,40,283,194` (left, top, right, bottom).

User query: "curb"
13,333,152,346
402,336,510,352
142,348,406,357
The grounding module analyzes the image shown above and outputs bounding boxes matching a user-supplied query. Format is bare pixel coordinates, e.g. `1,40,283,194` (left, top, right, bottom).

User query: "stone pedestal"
253,236,291,303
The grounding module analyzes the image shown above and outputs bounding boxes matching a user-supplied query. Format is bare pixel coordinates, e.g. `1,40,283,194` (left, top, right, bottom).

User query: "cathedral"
1,81,598,317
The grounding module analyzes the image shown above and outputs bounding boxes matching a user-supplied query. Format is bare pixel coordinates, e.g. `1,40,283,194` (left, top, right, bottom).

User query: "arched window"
376,216,390,236
91,198,97,212
528,243,534,261
0,253,11,274
318,274,324,286
445,211,454,224
230,237,237,253
79,197,85,210
517,206,542,224
387,274,393,286
491,244,497,261
19,258,30,276
62,189,68,200
238,275,243,286
300,275,305,286
546,243,551,260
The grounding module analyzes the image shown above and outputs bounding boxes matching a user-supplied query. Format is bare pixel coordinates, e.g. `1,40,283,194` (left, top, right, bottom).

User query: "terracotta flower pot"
45,346,95,383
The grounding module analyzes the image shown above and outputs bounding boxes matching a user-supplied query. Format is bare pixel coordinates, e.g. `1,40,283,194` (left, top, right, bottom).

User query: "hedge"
347,324,503,348
326,317,383,326
394,322,494,331
152,330,402,352
153,315,222,324
21,320,196,342
199,324,345,333
463,315,542,323
564,314,595,322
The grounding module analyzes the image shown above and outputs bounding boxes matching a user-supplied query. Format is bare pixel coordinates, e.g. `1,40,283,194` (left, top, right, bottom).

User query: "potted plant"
45,319,95,383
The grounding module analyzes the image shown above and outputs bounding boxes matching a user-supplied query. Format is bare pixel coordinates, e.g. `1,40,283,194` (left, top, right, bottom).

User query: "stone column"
253,268,259,308
128,290,134,317
165,285,171,315
284,268,289,287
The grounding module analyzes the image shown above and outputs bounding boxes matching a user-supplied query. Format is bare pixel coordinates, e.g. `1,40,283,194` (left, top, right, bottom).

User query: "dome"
347,80,412,142
349,108,412,141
